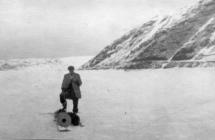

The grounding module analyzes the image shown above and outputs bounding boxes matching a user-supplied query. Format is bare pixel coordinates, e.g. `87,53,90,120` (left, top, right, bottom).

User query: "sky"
0,0,198,59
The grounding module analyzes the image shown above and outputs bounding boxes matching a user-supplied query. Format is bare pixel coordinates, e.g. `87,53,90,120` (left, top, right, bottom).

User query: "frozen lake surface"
0,56,215,140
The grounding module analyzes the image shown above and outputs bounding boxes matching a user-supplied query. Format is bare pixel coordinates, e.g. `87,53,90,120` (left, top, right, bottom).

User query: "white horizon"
0,0,197,59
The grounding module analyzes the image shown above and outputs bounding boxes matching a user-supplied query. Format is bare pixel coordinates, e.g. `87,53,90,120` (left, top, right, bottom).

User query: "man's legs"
60,92,79,113
60,92,67,111
72,98,79,113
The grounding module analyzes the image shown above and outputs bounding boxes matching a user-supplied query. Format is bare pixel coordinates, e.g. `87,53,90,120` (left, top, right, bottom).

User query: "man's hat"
68,66,75,70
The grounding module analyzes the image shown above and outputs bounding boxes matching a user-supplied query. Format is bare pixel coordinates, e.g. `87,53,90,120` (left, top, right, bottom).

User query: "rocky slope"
80,0,215,69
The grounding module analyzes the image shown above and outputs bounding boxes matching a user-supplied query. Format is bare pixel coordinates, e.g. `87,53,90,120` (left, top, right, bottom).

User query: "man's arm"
76,74,82,86
61,75,68,91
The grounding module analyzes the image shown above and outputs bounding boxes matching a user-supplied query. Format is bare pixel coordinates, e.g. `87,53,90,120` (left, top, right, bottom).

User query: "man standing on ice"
60,66,82,113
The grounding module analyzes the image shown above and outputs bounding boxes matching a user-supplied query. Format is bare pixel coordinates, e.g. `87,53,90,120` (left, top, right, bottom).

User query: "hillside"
80,0,215,69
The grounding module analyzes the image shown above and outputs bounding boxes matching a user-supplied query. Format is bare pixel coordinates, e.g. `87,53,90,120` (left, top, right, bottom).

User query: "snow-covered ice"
0,56,215,140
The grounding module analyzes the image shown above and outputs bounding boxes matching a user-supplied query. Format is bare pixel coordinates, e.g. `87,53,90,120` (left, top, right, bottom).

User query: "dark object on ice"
54,108,65,118
56,111,71,128
55,109,80,126
68,112,80,126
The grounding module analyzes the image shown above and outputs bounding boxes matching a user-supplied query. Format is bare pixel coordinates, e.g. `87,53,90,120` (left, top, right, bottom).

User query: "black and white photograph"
0,0,215,139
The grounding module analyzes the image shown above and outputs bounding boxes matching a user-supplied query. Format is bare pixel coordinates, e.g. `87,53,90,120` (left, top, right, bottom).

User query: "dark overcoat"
61,73,82,99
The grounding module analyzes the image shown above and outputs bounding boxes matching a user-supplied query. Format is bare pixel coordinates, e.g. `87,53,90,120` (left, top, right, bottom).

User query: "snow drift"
80,0,215,70
0,58,60,71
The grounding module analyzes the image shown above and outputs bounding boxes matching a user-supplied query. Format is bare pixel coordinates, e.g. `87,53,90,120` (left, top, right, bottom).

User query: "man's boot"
62,101,67,111
73,108,78,114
